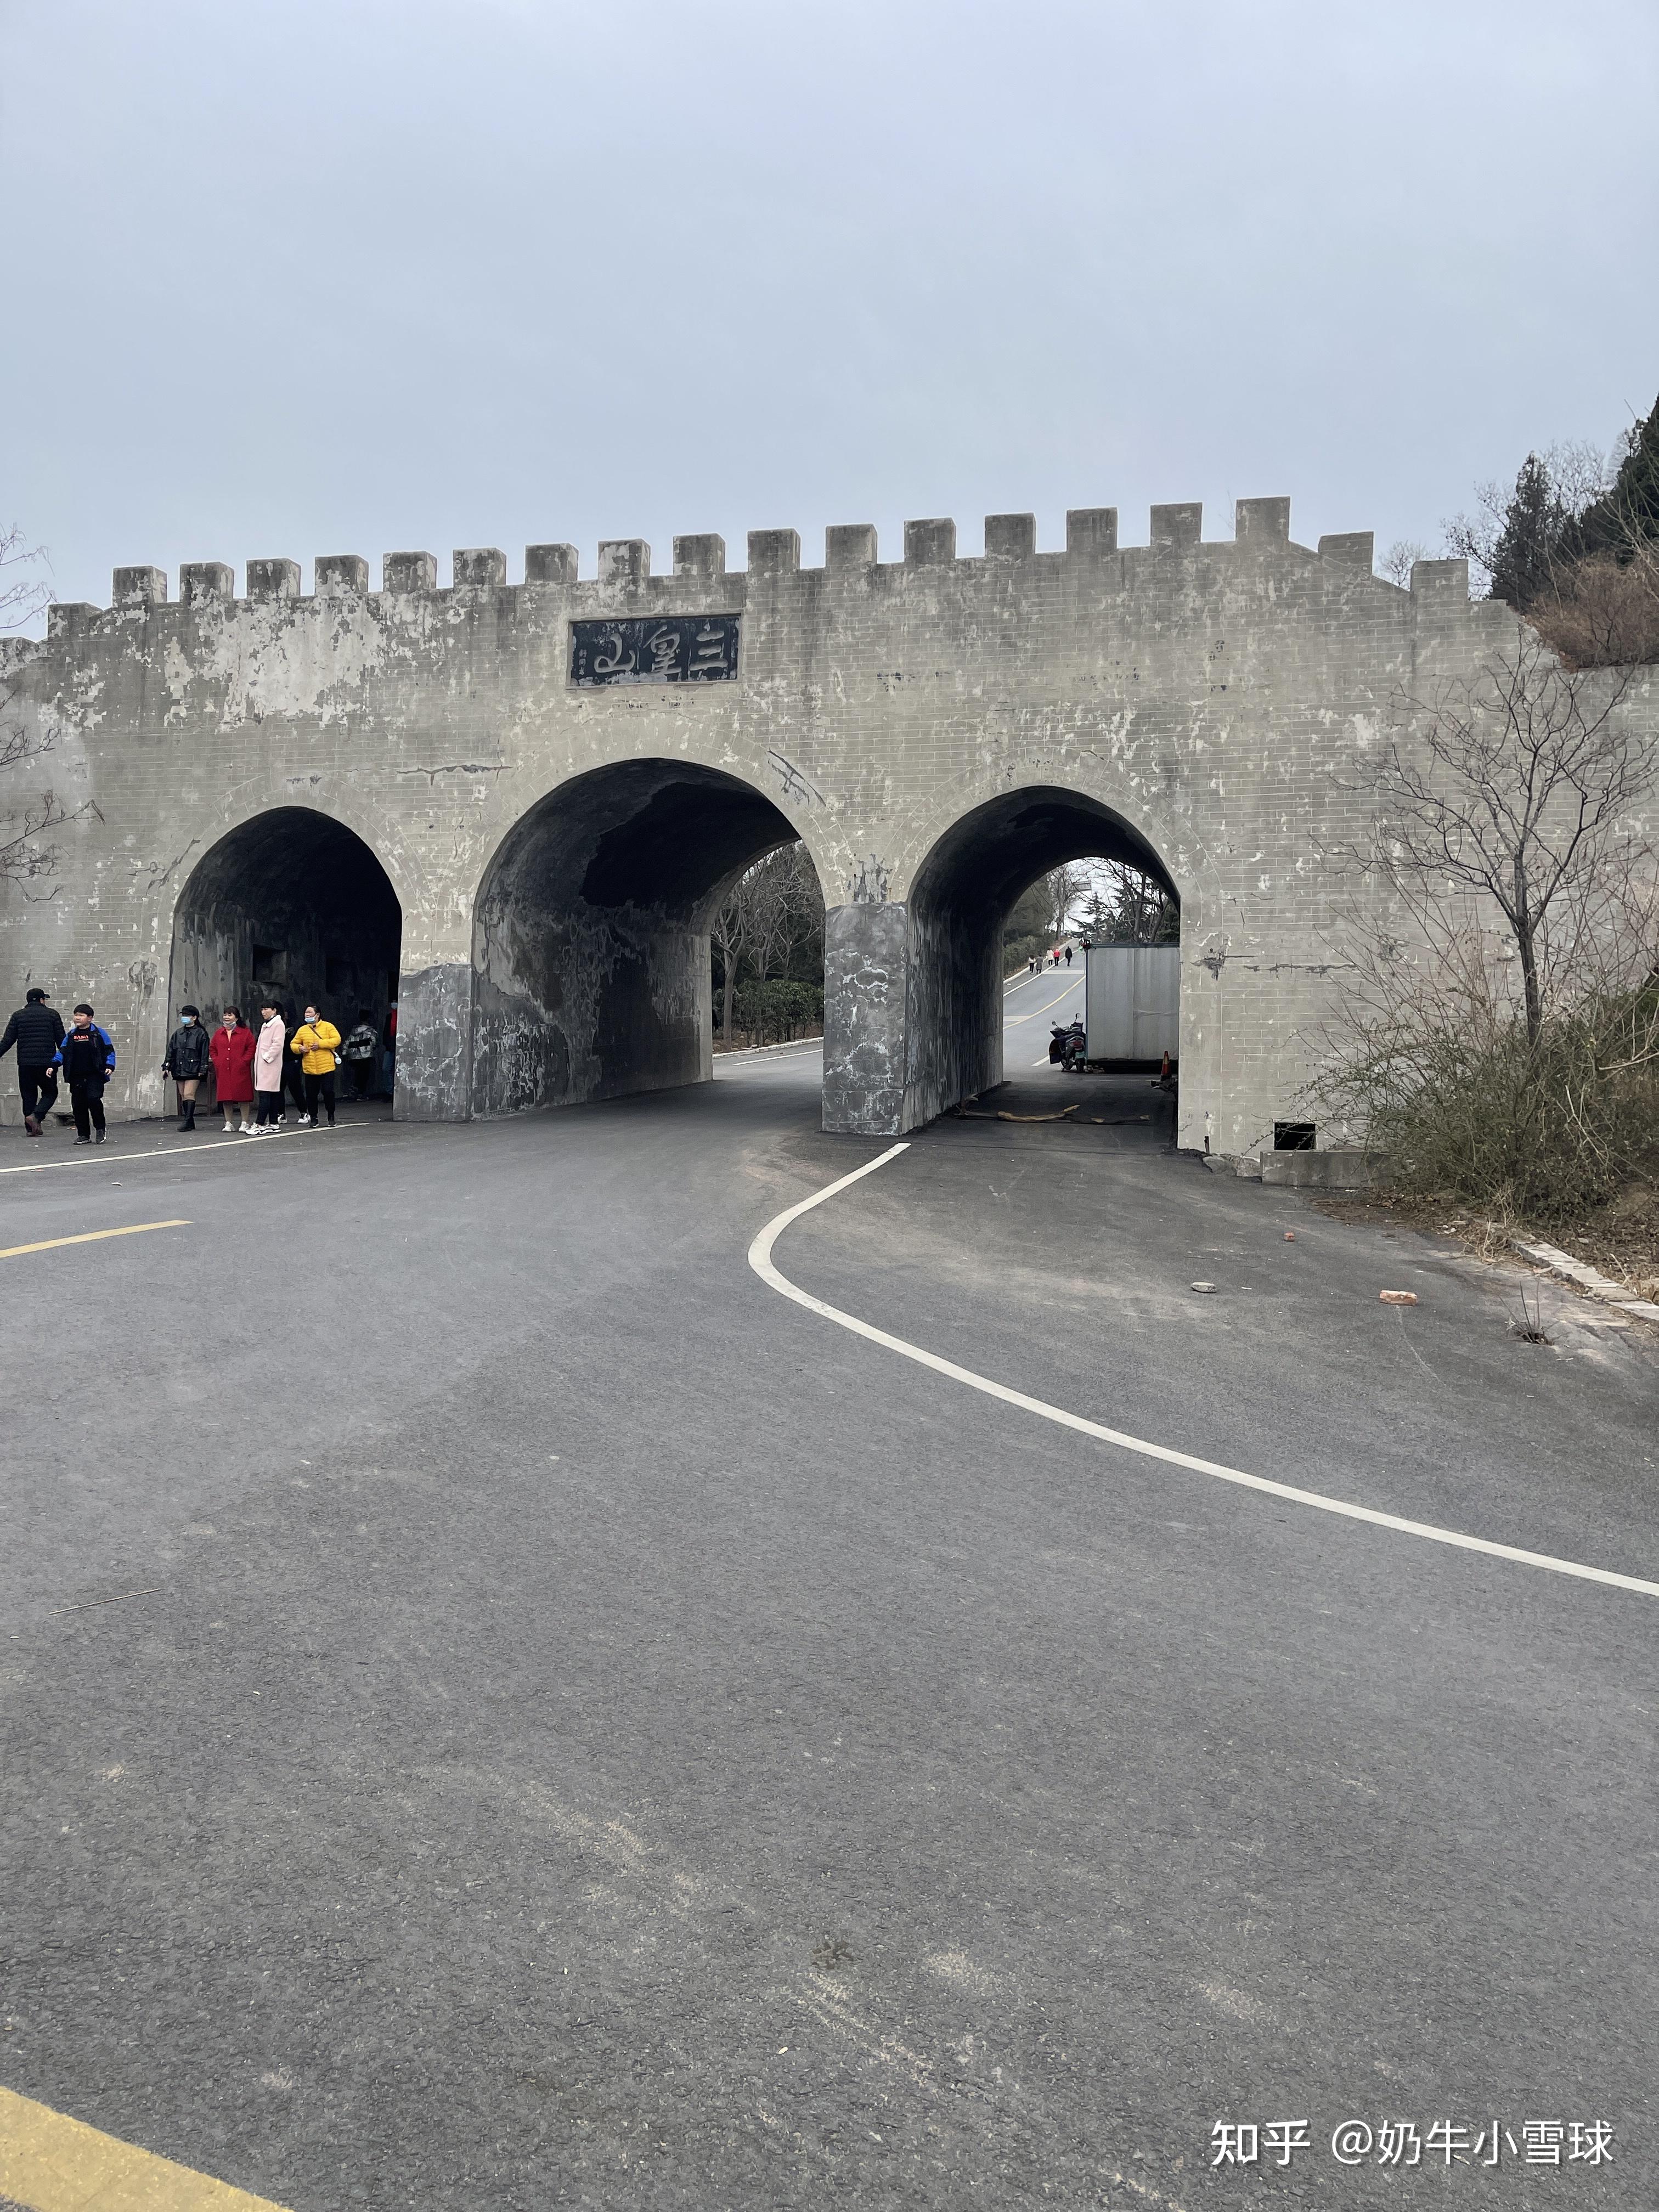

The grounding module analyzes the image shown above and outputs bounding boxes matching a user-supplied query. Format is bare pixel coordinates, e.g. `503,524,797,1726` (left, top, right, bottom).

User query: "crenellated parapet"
40,500,1464,634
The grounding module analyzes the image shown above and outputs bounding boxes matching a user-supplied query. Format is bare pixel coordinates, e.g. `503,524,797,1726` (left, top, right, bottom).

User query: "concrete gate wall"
5,501,1649,1154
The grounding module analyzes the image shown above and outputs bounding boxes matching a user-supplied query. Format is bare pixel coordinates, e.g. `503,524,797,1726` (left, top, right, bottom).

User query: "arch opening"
170,808,402,1094
904,786,1181,1125
472,759,804,1115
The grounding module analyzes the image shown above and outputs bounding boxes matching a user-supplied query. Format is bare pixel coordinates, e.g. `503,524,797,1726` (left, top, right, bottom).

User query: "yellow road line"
0,2084,290,2211
0,1221,189,1261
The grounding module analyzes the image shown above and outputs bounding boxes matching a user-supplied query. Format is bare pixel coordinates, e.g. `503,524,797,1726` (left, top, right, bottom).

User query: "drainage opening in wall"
1274,1121,1316,1150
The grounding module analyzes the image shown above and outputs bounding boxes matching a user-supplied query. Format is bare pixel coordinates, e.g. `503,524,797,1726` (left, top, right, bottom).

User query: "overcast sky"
3,0,1655,623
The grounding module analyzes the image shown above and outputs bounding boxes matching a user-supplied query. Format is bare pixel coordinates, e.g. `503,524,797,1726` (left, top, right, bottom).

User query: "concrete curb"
1510,1236,1659,1326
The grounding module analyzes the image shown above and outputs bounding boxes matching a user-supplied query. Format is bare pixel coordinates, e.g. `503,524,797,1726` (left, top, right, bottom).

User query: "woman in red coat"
210,1006,258,1134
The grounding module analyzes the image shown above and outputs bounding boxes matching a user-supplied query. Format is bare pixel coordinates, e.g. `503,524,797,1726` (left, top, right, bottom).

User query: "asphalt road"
2,998,1655,2210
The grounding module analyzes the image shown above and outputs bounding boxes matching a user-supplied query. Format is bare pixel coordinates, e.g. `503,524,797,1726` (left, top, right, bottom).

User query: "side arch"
824,780,1203,1135
169,806,403,1095
470,757,820,1116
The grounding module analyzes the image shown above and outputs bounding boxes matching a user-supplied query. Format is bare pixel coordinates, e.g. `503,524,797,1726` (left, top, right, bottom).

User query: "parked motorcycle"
1048,1020,1087,1073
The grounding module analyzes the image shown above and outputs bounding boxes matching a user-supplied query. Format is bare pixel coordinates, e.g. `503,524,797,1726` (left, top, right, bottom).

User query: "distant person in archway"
381,1001,398,1098
163,1003,211,1132
54,1003,115,1144
291,1005,342,1128
252,1002,286,1130
343,1009,379,1100
278,1000,307,1125
211,1006,257,1133
1,986,64,1136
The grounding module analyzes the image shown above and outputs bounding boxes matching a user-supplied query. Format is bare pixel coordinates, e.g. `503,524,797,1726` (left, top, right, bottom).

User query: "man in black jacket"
0,987,65,1136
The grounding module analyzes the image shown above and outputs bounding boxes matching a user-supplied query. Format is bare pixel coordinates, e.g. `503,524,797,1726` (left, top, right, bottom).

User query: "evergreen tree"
1580,393,1659,559
1487,453,1571,611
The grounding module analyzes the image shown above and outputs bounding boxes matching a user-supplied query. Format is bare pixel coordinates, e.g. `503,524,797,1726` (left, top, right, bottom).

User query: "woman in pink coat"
208,1005,257,1134
251,1000,286,1131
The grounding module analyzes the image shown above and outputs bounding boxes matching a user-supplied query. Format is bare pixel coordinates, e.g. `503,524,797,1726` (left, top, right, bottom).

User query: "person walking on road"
1064,944,1073,967
53,1003,115,1144
1,986,65,1136
291,1005,342,1127
162,1005,211,1132
210,1005,257,1133
343,1009,378,1100
252,1002,286,1129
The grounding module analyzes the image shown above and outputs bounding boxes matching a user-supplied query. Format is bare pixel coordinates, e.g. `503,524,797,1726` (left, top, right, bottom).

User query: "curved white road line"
748,1144,1659,1602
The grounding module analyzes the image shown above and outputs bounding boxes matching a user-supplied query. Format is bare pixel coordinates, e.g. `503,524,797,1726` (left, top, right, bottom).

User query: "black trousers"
283,1054,307,1113
255,1088,282,1125
19,1065,58,1122
303,1070,336,1124
348,1058,375,1098
70,1081,106,1137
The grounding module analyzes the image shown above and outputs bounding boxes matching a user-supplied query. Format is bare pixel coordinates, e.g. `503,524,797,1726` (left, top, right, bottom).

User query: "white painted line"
747,1147,1659,1602
0,1124,379,1175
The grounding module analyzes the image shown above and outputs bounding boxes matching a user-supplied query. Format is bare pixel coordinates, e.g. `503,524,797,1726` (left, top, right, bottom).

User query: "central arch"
904,785,1181,1124
471,759,809,1115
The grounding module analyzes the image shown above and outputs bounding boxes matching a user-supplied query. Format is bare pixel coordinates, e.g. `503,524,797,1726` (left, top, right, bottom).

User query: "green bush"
732,979,824,1047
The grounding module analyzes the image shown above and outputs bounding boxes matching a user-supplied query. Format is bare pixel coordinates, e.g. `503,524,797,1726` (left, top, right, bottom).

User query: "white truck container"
1083,944,1180,1064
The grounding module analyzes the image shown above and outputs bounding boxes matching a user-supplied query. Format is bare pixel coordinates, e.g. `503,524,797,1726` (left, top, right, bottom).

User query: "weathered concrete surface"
1260,1147,1386,1190
4,506,1654,1146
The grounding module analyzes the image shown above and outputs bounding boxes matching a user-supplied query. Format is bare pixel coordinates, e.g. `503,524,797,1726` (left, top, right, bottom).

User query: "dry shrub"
1529,554,1659,670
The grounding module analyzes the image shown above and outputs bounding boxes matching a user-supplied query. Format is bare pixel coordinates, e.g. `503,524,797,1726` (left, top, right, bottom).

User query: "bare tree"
1379,539,1429,588
0,521,74,891
1043,863,1087,940
710,843,823,1044
1351,628,1648,1042
1,523,52,633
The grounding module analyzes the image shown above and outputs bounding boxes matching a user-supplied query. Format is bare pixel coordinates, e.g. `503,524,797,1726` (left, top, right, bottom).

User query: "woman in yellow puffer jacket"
289,1005,343,1128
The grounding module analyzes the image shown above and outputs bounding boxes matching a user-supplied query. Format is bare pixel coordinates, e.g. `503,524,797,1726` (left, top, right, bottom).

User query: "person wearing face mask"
52,1002,116,1144
209,1004,257,1133
290,1003,342,1128
251,1001,286,1130
162,1004,212,1131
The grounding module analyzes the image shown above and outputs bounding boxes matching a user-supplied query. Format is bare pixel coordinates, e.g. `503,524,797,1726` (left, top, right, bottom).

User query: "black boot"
184,1099,197,1131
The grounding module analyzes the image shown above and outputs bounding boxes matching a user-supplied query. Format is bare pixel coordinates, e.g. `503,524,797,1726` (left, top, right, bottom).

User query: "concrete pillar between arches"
395,962,475,1122
822,903,910,1135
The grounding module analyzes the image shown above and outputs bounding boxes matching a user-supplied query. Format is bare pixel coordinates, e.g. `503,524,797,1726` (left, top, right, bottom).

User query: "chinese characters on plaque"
569,616,741,687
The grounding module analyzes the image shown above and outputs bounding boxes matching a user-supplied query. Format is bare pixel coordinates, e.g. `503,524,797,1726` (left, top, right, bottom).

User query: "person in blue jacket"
53,1003,116,1144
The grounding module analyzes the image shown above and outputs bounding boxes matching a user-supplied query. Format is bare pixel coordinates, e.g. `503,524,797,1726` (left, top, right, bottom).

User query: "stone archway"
170,808,402,1089
471,759,811,1115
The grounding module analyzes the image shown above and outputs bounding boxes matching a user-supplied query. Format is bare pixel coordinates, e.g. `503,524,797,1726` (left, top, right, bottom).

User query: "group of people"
2,987,389,1142
163,1002,355,1133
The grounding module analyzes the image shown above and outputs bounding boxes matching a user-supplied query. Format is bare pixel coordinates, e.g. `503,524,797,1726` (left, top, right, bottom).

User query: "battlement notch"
597,540,650,586
984,514,1036,561
747,530,799,577
113,566,166,607
904,519,956,566
1150,504,1202,551
385,552,437,594
247,559,301,601
1318,533,1375,569
673,534,725,579
1235,498,1290,548
526,544,578,585
315,555,369,595
1067,509,1118,557
180,562,234,607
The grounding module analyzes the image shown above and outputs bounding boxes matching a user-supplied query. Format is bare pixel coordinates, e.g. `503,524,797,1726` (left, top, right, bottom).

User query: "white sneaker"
221,1122,236,1135
298,1114,312,1126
